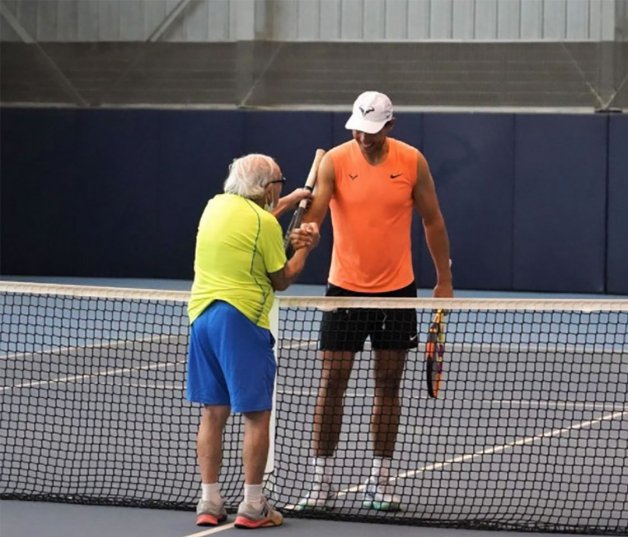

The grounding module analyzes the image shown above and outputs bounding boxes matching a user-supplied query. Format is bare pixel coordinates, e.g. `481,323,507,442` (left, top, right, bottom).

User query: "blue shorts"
186,300,276,413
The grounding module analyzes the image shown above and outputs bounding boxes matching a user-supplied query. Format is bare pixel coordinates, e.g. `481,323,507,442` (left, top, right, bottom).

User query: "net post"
264,299,279,485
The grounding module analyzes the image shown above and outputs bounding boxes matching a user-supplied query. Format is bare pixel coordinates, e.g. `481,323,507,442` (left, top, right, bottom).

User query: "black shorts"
320,282,418,352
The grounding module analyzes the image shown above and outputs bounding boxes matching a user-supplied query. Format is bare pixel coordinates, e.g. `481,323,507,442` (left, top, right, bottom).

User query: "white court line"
0,359,186,392
279,340,316,350
1,333,185,361
180,522,235,537
390,409,628,484
127,381,184,390
285,409,628,508
487,399,627,411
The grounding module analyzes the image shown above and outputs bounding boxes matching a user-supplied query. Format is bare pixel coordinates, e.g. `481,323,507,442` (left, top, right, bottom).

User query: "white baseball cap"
344,91,394,134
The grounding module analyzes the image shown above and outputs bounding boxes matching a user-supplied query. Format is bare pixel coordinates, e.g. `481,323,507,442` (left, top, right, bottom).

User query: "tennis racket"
425,309,446,398
283,148,325,254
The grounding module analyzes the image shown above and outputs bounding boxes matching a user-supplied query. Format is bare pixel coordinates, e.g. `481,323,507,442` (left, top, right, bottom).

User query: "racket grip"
283,208,304,251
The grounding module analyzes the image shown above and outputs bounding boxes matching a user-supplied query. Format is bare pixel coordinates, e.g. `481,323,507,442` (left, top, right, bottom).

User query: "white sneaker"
362,477,402,512
294,480,336,511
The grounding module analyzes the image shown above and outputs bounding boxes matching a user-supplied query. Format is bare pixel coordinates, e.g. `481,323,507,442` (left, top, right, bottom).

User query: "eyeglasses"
267,177,286,186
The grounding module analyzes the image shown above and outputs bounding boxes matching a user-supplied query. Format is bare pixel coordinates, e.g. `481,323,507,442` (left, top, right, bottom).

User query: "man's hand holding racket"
426,258,453,398
425,309,446,398
271,188,313,219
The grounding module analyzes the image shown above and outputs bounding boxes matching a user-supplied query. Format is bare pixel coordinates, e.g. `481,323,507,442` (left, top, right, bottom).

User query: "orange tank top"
328,138,419,292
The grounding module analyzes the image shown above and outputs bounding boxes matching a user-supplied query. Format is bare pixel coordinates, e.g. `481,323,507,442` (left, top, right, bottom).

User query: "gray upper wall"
0,0,625,43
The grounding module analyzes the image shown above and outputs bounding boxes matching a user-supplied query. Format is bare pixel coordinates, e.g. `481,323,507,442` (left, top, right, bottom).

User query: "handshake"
288,222,320,253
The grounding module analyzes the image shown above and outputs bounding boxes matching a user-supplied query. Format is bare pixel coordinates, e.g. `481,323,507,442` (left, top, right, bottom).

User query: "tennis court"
1,279,626,536
2,2,627,535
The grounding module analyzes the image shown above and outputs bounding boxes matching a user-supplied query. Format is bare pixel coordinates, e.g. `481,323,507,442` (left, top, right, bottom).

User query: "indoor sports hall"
1,1,627,536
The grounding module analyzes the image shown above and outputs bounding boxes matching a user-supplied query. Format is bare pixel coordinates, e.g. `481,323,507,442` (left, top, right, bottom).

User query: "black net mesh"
1,284,627,533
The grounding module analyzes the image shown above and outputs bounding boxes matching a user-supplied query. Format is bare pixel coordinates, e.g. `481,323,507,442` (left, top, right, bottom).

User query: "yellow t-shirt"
188,193,286,328
328,138,419,292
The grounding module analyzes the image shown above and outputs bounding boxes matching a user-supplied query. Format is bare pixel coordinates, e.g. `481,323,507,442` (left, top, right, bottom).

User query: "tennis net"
1,282,627,533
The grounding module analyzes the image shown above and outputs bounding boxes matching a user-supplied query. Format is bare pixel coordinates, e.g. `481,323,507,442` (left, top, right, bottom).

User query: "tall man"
298,91,453,512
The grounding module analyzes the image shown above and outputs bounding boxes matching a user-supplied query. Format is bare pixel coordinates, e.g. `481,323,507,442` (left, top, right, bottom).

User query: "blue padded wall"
74,109,162,277
1,108,625,294
513,115,607,293
153,110,244,278
1,108,85,275
607,115,628,294
0,108,244,278
420,113,515,291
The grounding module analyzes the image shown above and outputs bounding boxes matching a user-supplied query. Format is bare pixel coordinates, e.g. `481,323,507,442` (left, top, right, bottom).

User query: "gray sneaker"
196,498,228,526
234,497,283,529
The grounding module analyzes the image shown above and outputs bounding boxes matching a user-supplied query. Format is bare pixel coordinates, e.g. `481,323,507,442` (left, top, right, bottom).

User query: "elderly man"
187,153,319,528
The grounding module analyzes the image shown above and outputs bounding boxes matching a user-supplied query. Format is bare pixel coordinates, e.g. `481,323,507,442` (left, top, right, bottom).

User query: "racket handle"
299,149,325,205
283,207,304,252
284,149,325,255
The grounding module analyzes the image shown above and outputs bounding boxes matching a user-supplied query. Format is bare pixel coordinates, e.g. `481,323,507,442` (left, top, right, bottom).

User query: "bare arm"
413,153,454,297
268,222,320,291
301,152,335,227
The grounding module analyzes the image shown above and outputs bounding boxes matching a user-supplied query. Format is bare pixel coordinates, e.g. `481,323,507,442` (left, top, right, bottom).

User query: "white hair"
223,153,278,199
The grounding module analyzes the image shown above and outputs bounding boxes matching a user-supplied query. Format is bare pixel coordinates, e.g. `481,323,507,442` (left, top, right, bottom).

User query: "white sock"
312,456,332,483
201,482,222,503
244,484,263,507
371,456,392,484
